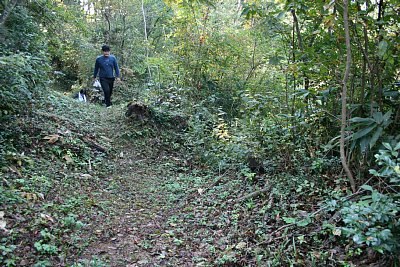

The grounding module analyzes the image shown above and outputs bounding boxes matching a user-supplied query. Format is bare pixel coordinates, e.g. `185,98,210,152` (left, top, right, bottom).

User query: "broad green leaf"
382,110,392,123
383,143,392,150
353,234,363,244
296,218,311,227
369,127,383,149
377,40,388,58
372,112,383,124
349,117,375,124
360,184,373,191
394,142,400,151
282,217,296,224
350,138,357,152
369,169,379,176
360,137,369,152
352,125,376,140
276,11,285,19
382,110,392,127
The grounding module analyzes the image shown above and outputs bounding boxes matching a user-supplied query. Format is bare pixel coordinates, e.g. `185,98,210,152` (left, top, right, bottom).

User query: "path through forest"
78,106,205,266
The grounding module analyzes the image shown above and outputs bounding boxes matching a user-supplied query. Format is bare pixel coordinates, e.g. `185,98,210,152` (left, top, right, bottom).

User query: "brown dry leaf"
21,192,39,202
0,211,6,230
43,134,60,144
235,242,247,250
333,229,341,236
40,213,55,223
8,166,22,176
63,154,74,163
37,193,45,200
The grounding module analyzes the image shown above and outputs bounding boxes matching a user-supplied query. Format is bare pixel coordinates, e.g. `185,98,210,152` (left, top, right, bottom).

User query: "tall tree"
341,0,356,192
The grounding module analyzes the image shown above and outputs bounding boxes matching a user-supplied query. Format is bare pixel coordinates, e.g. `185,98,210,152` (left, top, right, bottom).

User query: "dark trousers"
100,77,115,107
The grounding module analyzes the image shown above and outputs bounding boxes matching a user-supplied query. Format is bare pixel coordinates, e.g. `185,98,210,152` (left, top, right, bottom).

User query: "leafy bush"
337,142,400,254
369,142,400,183
340,187,399,253
0,53,49,117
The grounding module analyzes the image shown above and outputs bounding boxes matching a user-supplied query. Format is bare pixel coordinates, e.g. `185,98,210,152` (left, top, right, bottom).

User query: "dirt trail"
78,107,198,266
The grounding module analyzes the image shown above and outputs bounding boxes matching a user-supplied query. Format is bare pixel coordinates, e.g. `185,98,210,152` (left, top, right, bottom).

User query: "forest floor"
1,92,393,266
75,103,217,266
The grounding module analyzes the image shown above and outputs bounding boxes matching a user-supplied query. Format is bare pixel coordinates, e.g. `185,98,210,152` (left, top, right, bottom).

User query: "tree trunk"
120,14,126,67
377,0,385,111
103,10,111,44
341,0,356,193
291,9,309,91
141,0,151,78
291,18,297,140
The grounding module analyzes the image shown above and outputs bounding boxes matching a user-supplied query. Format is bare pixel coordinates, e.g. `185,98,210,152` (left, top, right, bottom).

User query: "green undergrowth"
0,92,117,266
1,88,399,266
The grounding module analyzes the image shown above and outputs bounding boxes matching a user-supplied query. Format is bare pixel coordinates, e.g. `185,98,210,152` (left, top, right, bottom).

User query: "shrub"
337,142,400,254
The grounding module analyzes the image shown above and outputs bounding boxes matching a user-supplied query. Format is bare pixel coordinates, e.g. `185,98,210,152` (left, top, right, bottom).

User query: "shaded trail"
78,106,202,266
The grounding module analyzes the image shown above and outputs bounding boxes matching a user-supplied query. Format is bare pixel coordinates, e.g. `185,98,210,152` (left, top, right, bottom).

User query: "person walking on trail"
93,45,120,107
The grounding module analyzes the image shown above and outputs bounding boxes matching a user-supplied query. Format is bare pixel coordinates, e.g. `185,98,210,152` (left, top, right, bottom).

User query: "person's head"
80,89,85,94
101,45,110,57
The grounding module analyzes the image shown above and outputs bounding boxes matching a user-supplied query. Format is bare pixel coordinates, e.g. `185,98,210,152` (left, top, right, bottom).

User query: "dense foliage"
1,0,399,265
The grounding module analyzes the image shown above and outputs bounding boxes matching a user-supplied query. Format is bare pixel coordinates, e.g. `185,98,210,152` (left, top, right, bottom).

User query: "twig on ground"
234,184,271,204
257,223,296,245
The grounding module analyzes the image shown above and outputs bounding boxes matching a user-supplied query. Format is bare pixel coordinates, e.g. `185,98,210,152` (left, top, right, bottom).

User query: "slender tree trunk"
291,19,297,140
120,14,126,67
0,0,20,26
377,0,385,111
103,11,111,44
291,9,303,49
291,9,309,91
361,22,368,111
141,0,151,78
341,0,356,193
245,38,257,83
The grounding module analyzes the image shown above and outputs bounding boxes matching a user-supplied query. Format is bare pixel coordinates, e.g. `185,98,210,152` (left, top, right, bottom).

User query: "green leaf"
276,11,285,19
349,117,375,124
394,142,400,151
382,110,392,128
353,234,363,244
360,184,373,191
369,169,379,176
282,217,296,224
369,127,383,149
377,40,388,58
360,137,369,152
383,143,392,150
382,110,392,123
296,218,311,227
352,125,376,140
372,112,383,124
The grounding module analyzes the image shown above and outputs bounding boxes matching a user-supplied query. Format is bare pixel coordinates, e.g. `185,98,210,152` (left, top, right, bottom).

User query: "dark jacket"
93,55,120,79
